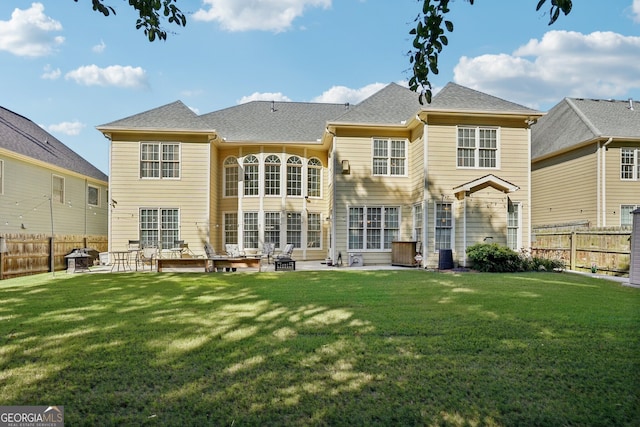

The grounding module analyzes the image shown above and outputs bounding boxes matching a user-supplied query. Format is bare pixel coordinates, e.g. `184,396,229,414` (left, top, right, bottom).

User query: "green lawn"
1,270,638,426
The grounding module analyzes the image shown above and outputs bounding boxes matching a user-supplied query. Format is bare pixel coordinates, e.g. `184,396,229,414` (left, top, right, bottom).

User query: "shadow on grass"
1,271,638,425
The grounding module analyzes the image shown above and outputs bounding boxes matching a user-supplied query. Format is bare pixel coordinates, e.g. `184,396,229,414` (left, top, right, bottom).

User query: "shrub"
466,243,565,273
466,243,523,272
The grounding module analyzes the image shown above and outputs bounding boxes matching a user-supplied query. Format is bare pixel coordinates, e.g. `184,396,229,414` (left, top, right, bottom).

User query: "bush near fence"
0,233,108,279
531,228,631,276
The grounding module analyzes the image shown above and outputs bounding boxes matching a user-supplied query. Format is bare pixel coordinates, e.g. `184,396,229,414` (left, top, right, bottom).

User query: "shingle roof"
428,82,541,114
201,101,349,142
98,100,206,131
532,97,640,160
332,83,422,125
0,106,107,182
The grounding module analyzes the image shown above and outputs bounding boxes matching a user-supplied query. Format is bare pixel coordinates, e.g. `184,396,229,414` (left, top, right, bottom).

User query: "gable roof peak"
429,82,540,115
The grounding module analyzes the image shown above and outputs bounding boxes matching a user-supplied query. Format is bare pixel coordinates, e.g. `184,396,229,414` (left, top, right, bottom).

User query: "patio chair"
128,240,141,269
263,243,275,264
225,244,245,258
204,243,226,259
275,243,294,261
139,245,158,271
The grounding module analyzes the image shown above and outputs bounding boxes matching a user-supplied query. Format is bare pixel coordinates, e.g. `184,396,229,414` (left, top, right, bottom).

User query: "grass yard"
0,270,638,426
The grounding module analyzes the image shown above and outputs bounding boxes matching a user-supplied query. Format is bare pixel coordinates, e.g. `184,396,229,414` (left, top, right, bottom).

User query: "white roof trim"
453,174,519,195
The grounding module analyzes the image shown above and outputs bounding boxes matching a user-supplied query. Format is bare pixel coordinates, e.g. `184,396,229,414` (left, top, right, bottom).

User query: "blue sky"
1,1,639,175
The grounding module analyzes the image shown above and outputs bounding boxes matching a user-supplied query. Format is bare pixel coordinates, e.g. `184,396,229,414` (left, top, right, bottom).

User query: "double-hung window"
307,212,321,248
621,148,639,180
87,185,99,207
264,212,281,247
286,212,302,248
264,155,281,196
372,138,406,176
52,175,64,204
224,212,238,245
348,206,400,250
244,155,259,196
435,202,452,251
243,212,258,249
140,142,180,178
457,127,498,168
140,208,179,249
224,157,238,197
307,158,322,197
287,156,302,196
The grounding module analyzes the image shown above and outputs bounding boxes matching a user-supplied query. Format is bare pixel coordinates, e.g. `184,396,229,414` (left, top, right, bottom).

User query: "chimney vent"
629,98,634,111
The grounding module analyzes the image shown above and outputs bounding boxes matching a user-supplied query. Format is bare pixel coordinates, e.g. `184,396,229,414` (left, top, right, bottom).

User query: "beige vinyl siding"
109,135,210,254
424,118,531,267
532,144,597,228
0,152,108,236
604,144,640,227
333,133,415,265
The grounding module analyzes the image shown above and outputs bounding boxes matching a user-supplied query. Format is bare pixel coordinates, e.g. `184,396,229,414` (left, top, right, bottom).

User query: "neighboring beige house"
0,106,108,236
98,82,542,268
532,98,640,230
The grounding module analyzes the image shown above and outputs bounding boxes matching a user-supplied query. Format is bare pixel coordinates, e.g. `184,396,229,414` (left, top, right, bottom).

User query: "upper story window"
287,156,302,196
87,185,99,207
244,155,259,196
52,175,64,204
457,127,498,169
140,142,180,178
264,155,281,196
373,138,406,176
621,148,639,180
224,157,238,197
308,158,322,197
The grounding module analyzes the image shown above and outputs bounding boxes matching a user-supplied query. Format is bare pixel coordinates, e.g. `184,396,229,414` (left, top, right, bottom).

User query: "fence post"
570,231,577,270
50,236,55,273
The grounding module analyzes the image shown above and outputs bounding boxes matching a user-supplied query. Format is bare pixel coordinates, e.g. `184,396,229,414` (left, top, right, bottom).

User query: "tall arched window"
244,155,259,196
224,157,238,197
287,156,302,196
264,155,281,196
307,158,322,198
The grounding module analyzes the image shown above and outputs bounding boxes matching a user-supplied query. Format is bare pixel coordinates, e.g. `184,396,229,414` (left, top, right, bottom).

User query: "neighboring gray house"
0,106,108,236
531,98,640,229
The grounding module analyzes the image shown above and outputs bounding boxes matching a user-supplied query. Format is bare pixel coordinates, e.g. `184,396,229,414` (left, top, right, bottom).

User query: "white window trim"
139,141,182,180
139,207,180,249
434,201,454,253
52,174,65,204
620,148,639,181
347,205,401,252
307,157,323,199
243,154,260,197
507,201,522,251
621,204,639,227
371,138,408,177
87,184,100,207
223,156,239,198
223,211,239,246
456,126,500,170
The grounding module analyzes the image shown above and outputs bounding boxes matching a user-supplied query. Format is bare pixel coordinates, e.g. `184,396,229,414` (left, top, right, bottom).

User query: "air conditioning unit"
348,253,363,267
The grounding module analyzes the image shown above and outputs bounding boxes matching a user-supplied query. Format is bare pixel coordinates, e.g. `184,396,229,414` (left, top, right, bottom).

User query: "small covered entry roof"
453,174,519,197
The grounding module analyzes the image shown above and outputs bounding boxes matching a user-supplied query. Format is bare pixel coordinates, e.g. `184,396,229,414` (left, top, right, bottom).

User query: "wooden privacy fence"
531,230,631,276
0,233,108,280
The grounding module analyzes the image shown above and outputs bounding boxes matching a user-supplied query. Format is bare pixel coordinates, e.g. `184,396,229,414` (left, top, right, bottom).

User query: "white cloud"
193,0,331,32
41,64,61,80
48,121,85,136
453,31,640,109
237,92,292,104
0,3,64,57
65,65,148,88
92,40,106,53
311,83,388,104
632,0,640,22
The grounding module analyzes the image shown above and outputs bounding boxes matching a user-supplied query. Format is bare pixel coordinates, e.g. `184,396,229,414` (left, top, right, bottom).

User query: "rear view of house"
99,83,542,268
